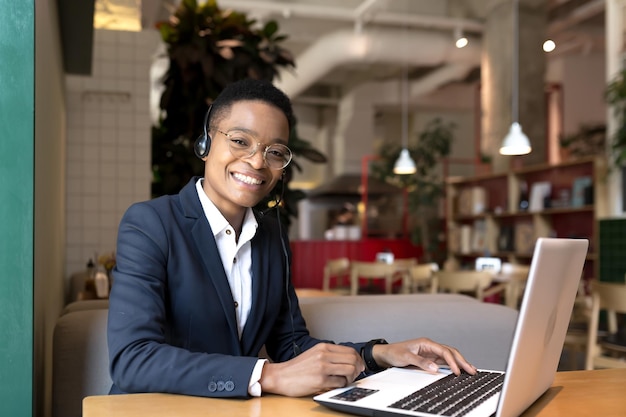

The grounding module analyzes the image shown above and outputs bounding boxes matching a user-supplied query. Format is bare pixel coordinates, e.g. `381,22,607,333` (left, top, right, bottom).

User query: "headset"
259,178,301,358
194,104,301,358
194,106,213,159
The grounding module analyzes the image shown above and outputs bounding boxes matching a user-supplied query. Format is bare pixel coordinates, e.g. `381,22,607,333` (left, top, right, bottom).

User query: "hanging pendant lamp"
499,0,532,156
393,63,417,175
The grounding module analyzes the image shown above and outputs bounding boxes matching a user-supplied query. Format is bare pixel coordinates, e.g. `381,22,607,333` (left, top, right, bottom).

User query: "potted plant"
152,0,326,228
605,68,626,167
371,118,455,265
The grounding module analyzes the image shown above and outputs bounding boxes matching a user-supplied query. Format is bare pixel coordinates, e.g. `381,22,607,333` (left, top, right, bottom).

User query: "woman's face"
201,100,290,219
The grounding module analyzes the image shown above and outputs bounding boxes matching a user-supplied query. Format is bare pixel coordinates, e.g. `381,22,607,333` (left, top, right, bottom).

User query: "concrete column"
332,83,383,174
480,0,547,171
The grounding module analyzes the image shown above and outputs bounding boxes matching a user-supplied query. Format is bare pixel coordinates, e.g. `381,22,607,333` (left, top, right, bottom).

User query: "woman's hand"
259,343,365,397
372,338,477,376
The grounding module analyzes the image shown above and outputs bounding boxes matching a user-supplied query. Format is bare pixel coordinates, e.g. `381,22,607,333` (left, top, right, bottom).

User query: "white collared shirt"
195,179,266,396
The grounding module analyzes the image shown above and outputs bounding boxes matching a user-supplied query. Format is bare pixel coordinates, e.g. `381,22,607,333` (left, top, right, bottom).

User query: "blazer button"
225,381,235,392
217,381,225,391
208,381,217,392
234,301,239,308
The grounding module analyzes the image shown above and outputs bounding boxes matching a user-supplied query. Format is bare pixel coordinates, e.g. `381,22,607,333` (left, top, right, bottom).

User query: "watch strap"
360,338,388,373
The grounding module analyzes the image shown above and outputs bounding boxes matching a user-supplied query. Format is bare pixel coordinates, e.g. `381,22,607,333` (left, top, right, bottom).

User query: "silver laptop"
314,237,589,417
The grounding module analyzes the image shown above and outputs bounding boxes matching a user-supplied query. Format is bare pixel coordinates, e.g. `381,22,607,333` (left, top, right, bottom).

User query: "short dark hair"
208,78,294,132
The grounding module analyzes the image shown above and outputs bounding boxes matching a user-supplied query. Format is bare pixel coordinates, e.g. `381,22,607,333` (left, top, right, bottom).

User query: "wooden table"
83,368,626,417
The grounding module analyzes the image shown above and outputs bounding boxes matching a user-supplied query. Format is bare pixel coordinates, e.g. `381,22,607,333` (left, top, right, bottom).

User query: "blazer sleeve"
107,201,258,398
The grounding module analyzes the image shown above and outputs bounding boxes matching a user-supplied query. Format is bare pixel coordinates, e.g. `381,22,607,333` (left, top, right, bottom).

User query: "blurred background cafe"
7,1,626,416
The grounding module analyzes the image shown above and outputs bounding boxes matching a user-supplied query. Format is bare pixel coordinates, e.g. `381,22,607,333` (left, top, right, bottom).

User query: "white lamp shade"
393,148,417,175
499,122,531,155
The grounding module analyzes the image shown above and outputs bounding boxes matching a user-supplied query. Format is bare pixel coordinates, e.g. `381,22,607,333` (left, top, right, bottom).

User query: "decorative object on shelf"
471,220,487,253
457,186,487,216
529,181,551,212
514,222,535,254
499,0,531,156
518,181,529,211
498,225,515,252
151,0,326,230
571,176,593,207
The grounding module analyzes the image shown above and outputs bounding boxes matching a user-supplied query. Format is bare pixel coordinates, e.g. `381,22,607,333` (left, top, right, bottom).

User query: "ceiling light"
394,149,417,174
499,122,531,155
393,62,417,175
543,39,556,53
454,27,468,49
499,0,532,156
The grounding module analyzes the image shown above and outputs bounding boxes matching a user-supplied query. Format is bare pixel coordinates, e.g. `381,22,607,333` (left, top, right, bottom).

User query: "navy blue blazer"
108,178,360,398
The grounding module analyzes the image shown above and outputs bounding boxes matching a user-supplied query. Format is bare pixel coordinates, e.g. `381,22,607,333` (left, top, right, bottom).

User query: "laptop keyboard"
389,371,504,417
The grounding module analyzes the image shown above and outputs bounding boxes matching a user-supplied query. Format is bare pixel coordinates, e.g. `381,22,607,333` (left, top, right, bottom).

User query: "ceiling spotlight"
454,27,468,49
543,39,556,53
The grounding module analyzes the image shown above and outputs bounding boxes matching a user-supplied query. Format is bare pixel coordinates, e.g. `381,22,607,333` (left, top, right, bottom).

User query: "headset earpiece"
195,105,213,159
194,133,211,159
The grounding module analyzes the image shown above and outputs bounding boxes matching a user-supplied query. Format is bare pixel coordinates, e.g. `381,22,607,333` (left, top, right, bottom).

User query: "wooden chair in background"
406,263,439,293
585,281,626,370
483,262,530,309
350,261,400,295
432,270,494,301
389,257,417,293
322,258,351,294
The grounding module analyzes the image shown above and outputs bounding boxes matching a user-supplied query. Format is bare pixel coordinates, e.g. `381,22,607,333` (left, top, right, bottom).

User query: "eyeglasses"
215,129,292,170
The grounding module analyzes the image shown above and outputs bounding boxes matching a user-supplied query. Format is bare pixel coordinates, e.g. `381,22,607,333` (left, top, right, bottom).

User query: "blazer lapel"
181,178,240,346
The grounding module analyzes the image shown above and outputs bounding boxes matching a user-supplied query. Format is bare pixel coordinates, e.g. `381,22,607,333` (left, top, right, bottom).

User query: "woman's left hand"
372,338,478,376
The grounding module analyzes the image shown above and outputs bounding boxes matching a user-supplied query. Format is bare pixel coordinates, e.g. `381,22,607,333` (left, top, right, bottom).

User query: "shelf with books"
445,156,606,279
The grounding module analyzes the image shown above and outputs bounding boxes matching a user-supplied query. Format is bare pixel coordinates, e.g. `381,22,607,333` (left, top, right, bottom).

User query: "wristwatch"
360,339,388,373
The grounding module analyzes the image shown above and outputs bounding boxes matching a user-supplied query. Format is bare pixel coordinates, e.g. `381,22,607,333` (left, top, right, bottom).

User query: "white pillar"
606,0,625,216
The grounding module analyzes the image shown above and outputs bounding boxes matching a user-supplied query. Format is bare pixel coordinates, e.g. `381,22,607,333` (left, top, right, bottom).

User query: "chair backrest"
433,270,494,300
350,261,399,295
322,258,350,292
585,281,626,370
500,262,530,281
52,309,111,417
392,257,418,267
409,263,438,293
498,263,531,308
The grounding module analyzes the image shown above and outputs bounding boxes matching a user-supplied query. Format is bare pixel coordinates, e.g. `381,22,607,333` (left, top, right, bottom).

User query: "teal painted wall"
0,1,34,416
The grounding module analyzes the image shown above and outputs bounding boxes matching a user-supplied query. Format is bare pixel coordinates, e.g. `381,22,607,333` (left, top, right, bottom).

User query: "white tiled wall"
65,29,160,276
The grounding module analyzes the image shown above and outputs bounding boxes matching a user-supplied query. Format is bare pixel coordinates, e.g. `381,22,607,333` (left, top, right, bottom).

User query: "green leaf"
263,20,279,38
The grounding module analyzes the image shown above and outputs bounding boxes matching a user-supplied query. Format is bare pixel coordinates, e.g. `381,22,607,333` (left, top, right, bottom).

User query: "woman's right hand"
259,343,365,397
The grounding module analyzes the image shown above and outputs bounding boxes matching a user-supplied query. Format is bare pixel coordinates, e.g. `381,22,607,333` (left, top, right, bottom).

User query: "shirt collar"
195,178,258,238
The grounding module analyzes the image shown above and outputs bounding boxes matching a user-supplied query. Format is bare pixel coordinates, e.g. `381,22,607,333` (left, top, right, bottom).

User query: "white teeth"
233,172,263,185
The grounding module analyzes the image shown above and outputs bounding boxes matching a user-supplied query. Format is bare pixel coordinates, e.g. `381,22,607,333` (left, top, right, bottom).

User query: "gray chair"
52,309,111,417
61,299,109,316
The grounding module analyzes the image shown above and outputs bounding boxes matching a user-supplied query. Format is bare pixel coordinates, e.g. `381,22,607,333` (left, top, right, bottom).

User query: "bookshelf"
445,156,607,279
